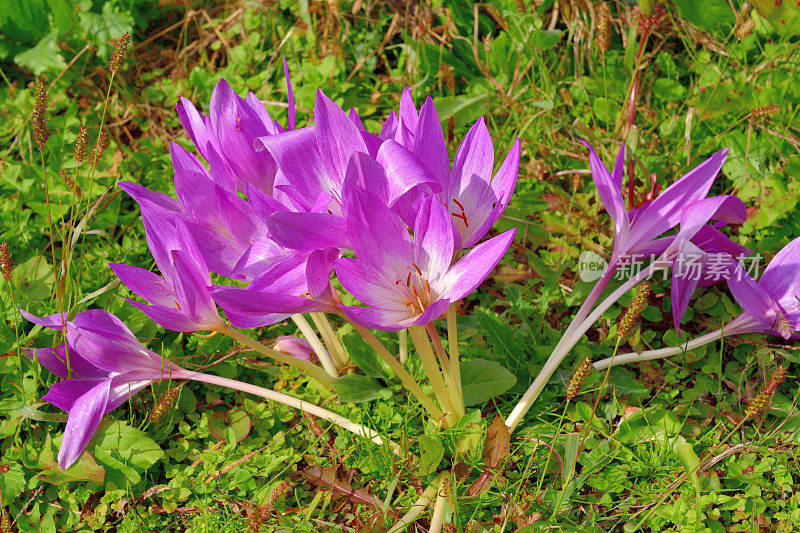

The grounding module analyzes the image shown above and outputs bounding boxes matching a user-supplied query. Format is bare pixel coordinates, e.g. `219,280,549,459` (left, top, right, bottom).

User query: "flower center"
395,263,433,315
450,198,469,228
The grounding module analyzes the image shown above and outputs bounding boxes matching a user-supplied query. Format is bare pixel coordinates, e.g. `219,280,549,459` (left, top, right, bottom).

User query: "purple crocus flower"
22,309,189,469
273,336,315,361
109,208,224,332
255,90,441,243
177,58,296,195
380,90,521,249
211,247,339,328
335,189,516,330
584,143,747,263
723,236,800,339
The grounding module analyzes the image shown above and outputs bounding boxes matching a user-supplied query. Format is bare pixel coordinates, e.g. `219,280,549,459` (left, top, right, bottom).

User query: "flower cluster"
27,62,520,469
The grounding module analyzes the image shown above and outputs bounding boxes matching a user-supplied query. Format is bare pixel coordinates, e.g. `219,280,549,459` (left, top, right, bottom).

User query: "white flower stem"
309,312,347,367
593,328,726,370
426,322,465,418
217,324,335,388
386,472,446,533
399,329,408,364
346,319,445,421
428,474,448,533
409,325,458,426
182,370,401,456
292,314,339,376
505,260,667,433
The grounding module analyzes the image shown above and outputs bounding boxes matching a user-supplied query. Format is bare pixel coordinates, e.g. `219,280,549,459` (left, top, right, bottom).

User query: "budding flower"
60,169,83,197
617,282,651,342
32,79,49,152
74,126,89,164
745,366,787,418
150,386,181,423
108,32,131,75
273,335,314,361
566,357,593,401
0,243,12,283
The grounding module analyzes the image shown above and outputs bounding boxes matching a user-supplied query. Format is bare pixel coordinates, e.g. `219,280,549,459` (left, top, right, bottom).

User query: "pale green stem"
347,319,444,421
291,314,338,377
386,472,446,533
426,323,465,418
311,312,348,366
505,260,667,433
217,324,334,388
446,305,462,408
183,370,399,455
593,328,726,370
399,328,408,364
409,326,457,426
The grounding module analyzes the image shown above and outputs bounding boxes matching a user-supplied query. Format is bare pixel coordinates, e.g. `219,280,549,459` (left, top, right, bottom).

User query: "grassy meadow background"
1,0,800,531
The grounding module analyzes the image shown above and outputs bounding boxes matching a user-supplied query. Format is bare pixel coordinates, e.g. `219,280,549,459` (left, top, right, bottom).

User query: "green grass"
2,1,800,531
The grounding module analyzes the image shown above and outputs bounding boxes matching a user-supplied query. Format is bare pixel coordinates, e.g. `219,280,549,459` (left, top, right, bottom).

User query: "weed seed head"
74,126,89,164
746,366,787,418
617,282,651,341
566,357,593,401
0,243,12,283
32,79,49,153
108,32,131,75
149,386,181,423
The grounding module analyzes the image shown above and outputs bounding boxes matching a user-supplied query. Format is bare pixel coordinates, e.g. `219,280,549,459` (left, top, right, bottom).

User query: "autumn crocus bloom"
336,189,516,330
23,309,189,469
382,90,521,249
177,58,296,195
593,236,800,371
585,143,746,263
109,208,224,332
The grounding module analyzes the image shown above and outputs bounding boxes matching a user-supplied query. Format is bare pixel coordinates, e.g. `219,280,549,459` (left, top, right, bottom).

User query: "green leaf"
343,333,391,378
38,433,105,485
652,78,686,102
332,374,392,403
89,421,164,489
13,29,67,75
671,0,733,31
417,435,444,476
460,359,516,406
474,307,526,370
0,463,27,502
208,408,252,443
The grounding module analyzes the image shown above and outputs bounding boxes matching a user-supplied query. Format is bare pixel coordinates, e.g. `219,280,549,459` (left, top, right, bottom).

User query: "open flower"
109,208,224,332
335,188,515,330
176,58,295,195
23,309,189,469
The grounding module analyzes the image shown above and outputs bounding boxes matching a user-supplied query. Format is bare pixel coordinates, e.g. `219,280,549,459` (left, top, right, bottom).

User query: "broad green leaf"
89,421,164,488
343,333,391,378
13,29,67,75
751,0,800,33
460,359,516,406
332,374,392,403
208,408,252,443
0,463,26,502
653,78,686,102
417,435,444,476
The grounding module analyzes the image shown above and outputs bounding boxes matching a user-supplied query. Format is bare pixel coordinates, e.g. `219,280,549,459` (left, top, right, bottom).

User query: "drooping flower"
584,143,746,263
22,309,189,469
723,236,800,339
335,188,516,330
273,336,315,361
109,208,224,332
